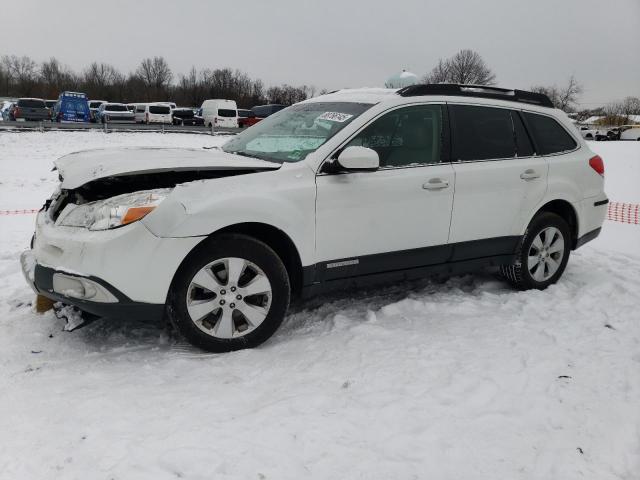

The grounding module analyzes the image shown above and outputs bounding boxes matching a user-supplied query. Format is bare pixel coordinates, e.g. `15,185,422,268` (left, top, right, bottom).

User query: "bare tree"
423,59,450,84
81,62,123,99
531,75,583,111
178,67,201,107
40,57,78,98
2,55,38,95
423,49,496,85
621,96,640,116
136,56,173,99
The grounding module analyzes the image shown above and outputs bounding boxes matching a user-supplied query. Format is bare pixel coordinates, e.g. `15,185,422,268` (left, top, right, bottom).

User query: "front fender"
142,165,316,266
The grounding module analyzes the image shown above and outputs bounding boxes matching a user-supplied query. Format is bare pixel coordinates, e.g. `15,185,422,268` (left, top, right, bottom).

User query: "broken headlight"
56,188,172,231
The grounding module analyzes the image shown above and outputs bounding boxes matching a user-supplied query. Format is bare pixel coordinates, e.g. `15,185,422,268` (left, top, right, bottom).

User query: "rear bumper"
21,252,164,321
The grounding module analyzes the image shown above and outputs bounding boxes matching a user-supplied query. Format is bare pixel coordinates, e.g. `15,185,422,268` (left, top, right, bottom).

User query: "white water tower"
385,70,419,88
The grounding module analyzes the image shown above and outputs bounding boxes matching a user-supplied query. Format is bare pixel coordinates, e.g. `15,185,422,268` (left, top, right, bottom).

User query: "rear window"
149,105,170,114
89,101,103,108
218,109,236,117
105,104,128,112
450,105,515,161
523,112,577,155
18,99,46,108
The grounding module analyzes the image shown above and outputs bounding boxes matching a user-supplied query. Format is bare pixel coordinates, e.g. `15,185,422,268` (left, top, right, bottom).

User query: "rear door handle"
422,178,450,190
520,169,540,180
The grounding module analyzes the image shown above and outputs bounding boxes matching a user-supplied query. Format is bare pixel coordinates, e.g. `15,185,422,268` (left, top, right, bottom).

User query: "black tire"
167,234,291,353
500,212,571,290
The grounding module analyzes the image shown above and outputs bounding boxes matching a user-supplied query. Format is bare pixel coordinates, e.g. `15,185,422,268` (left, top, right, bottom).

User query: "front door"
315,104,455,281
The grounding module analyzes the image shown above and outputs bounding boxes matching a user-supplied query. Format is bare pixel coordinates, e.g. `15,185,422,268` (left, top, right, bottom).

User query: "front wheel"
501,212,571,290
167,234,290,352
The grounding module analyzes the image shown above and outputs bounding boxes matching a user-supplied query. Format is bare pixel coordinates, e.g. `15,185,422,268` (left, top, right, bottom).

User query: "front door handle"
422,178,450,190
520,169,540,180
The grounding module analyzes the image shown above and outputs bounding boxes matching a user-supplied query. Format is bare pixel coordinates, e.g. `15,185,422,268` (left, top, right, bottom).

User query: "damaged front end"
47,168,271,229
26,146,282,331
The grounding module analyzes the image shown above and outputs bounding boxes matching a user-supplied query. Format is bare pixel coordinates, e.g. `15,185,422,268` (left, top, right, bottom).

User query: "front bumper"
23,211,205,311
21,252,165,321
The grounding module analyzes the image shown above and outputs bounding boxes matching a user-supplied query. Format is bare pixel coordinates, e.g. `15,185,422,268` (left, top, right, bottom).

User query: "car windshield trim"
222,101,373,163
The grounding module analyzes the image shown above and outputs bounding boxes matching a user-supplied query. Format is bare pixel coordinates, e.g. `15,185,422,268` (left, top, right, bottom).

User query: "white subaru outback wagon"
21,84,608,352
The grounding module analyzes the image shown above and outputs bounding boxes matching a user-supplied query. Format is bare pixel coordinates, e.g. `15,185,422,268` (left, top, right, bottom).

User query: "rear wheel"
501,212,571,290
167,234,290,352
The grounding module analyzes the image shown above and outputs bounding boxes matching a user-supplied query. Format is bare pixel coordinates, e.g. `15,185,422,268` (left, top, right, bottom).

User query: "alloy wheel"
527,227,565,282
186,257,272,339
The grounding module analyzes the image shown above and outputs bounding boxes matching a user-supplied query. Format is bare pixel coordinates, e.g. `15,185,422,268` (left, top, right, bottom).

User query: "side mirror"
335,146,379,172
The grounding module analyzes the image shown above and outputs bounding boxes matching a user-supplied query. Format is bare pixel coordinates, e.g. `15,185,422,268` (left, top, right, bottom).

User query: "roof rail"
396,83,555,108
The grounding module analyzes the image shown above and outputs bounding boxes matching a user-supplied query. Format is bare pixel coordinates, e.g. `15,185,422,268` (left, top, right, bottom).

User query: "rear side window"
450,105,515,161
512,111,534,157
346,104,443,167
218,109,236,117
522,112,577,155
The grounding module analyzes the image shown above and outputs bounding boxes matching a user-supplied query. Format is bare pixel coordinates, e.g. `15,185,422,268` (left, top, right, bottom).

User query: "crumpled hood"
55,147,280,189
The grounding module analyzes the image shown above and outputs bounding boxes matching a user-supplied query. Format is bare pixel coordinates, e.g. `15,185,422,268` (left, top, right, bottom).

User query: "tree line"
3,50,638,119
0,55,314,108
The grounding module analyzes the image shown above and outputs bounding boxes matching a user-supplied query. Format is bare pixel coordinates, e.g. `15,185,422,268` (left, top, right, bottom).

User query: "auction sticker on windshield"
317,112,353,123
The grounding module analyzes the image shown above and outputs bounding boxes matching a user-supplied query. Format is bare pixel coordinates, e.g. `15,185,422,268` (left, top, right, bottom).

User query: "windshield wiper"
230,150,282,164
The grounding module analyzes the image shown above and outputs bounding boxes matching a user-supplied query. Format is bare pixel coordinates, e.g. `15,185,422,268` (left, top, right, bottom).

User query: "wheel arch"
216,223,304,297
170,222,305,300
530,199,579,249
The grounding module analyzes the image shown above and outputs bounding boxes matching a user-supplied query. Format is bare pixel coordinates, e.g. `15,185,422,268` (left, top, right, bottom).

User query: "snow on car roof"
303,88,399,105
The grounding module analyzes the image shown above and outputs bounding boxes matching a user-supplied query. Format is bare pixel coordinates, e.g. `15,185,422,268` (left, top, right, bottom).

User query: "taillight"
214,117,218,124
589,155,604,177
14,107,21,117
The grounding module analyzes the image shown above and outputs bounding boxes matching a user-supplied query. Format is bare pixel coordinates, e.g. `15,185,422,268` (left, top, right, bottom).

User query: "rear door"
448,104,548,254
315,104,455,280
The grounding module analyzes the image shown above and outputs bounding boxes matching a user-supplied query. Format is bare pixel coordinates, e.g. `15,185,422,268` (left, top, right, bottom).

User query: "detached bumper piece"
21,251,165,324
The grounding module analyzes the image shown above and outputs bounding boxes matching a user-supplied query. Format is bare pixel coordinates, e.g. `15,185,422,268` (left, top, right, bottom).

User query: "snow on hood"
54,147,280,189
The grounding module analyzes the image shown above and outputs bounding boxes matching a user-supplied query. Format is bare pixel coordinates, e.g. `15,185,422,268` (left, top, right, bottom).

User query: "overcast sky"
2,0,638,107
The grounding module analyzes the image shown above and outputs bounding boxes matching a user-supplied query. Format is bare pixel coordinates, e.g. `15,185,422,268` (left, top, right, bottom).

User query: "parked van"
53,92,90,123
132,103,149,123
137,103,172,124
201,99,238,128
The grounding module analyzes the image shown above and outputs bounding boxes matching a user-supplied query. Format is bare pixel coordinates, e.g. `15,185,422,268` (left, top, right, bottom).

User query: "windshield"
222,101,372,163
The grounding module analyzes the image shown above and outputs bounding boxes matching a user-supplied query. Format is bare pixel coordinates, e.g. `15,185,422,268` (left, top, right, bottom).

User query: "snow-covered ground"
0,132,638,479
